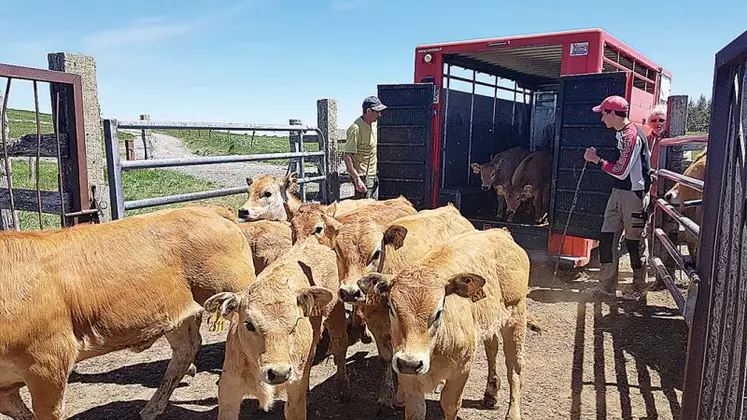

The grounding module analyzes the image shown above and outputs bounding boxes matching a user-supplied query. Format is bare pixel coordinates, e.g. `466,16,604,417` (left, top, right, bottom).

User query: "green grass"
6,159,247,231
157,128,320,167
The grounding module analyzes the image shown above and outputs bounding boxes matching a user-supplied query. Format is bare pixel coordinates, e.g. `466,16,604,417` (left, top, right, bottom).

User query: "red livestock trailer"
375,28,671,266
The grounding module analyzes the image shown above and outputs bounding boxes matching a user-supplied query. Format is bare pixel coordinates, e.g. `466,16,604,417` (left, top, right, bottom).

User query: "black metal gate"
376,83,434,209
682,30,747,419
550,71,628,240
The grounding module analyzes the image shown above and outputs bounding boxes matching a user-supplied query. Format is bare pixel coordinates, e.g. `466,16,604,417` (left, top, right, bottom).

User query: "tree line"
687,94,711,133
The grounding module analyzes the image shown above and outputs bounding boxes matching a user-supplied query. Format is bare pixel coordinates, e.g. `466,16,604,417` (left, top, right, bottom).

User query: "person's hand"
355,178,367,193
584,147,600,164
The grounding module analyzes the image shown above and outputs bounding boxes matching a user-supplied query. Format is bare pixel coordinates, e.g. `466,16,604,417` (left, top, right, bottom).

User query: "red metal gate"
0,62,94,230
682,29,747,419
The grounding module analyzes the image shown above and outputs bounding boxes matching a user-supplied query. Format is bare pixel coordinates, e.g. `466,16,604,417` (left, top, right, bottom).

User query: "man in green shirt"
343,96,386,199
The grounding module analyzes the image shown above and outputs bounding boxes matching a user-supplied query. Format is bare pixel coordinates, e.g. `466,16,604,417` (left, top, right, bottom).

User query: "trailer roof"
416,28,670,80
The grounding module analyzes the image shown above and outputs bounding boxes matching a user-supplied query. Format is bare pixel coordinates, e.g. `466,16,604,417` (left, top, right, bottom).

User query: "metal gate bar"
104,119,328,220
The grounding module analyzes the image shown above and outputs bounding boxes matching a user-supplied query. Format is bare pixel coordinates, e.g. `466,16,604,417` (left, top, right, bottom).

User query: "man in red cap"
582,95,653,302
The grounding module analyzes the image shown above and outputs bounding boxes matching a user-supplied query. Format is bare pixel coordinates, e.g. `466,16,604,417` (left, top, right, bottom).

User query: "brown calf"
471,147,530,219
204,238,347,419
237,172,303,221
664,150,707,259
359,228,530,420
501,149,552,223
0,206,257,420
289,196,415,247
237,220,293,274
335,204,475,407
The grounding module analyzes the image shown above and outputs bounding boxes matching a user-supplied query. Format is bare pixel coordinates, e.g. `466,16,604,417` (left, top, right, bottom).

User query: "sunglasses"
650,118,666,123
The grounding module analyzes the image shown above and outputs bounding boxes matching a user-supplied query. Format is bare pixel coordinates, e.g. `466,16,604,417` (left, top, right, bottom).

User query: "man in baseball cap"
582,95,653,303
342,96,387,200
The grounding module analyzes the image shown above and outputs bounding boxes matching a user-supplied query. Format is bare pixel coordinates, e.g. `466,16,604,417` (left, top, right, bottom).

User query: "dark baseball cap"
362,96,387,112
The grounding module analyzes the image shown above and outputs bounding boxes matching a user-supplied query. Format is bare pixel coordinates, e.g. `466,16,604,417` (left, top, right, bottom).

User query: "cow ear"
383,225,408,250
245,177,253,188
284,172,299,191
204,292,241,332
204,292,240,317
320,213,342,240
495,185,504,196
284,201,298,219
445,273,487,303
471,163,481,174
297,287,335,317
298,261,315,285
358,273,394,297
325,202,338,217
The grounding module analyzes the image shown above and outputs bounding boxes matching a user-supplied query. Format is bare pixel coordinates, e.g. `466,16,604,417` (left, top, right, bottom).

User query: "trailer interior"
437,44,563,247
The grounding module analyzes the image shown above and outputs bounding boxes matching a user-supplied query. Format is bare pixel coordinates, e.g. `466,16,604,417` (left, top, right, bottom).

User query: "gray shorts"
602,188,646,240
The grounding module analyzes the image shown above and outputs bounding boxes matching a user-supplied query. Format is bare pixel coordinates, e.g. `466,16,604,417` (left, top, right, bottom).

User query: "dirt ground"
11,258,687,420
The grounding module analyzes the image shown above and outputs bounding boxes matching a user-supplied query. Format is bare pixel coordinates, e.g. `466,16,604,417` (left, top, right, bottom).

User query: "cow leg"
24,365,71,420
439,372,469,420
0,387,33,420
501,306,526,420
496,194,506,220
323,301,351,400
217,370,245,420
284,375,310,420
398,375,426,420
362,310,397,407
482,334,501,408
140,313,203,420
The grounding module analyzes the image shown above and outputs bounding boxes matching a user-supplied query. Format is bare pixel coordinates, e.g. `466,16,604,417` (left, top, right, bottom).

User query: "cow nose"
506,209,515,215
395,357,425,375
339,286,364,303
482,185,490,191
237,208,249,219
263,365,292,385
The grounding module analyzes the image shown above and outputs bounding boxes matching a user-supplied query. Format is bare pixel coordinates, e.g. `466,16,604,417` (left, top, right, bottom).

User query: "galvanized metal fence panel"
103,119,329,219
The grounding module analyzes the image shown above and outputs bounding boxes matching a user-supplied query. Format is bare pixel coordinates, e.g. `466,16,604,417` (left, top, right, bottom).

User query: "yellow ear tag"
208,310,227,332
469,288,487,303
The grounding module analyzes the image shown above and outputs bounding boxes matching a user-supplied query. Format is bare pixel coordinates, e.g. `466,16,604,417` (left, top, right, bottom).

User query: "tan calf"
334,204,475,407
359,228,530,420
238,220,293,274
204,238,347,419
237,173,303,221
664,150,707,259
290,196,416,246
0,206,257,420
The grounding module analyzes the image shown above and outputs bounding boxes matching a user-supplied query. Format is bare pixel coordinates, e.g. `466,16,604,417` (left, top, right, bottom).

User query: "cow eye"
369,250,381,264
262,191,272,198
430,309,443,327
244,320,256,332
314,226,323,235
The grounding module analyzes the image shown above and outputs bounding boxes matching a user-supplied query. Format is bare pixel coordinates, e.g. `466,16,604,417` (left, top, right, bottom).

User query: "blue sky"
2,0,745,129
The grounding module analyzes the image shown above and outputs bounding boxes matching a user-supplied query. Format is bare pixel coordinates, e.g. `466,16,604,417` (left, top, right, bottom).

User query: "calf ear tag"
208,310,227,332
469,288,487,303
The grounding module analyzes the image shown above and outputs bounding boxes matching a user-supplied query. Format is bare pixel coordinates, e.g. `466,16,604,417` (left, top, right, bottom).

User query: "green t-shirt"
342,116,377,177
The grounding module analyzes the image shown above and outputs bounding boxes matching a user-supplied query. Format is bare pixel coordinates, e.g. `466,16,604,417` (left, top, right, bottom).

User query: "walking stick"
553,159,588,281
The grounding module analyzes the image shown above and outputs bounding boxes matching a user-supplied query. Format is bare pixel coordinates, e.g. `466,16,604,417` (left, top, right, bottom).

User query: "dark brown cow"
501,149,552,223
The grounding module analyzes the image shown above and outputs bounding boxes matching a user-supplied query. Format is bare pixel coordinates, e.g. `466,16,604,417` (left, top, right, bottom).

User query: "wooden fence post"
0,91,17,230
139,114,151,159
317,99,339,203
48,52,111,223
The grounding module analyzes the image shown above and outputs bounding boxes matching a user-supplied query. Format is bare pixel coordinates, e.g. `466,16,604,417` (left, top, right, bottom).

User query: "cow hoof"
483,393,499,409
187,363,197,377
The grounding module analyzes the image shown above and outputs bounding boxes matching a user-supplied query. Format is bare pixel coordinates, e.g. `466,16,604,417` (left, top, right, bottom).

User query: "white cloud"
82,19,200,50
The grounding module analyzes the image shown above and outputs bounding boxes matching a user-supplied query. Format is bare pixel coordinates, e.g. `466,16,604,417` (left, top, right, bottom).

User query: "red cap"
592,95,629,113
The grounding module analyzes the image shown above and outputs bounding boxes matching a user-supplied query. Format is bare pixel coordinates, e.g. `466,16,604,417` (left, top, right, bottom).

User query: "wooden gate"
682,29,747,419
